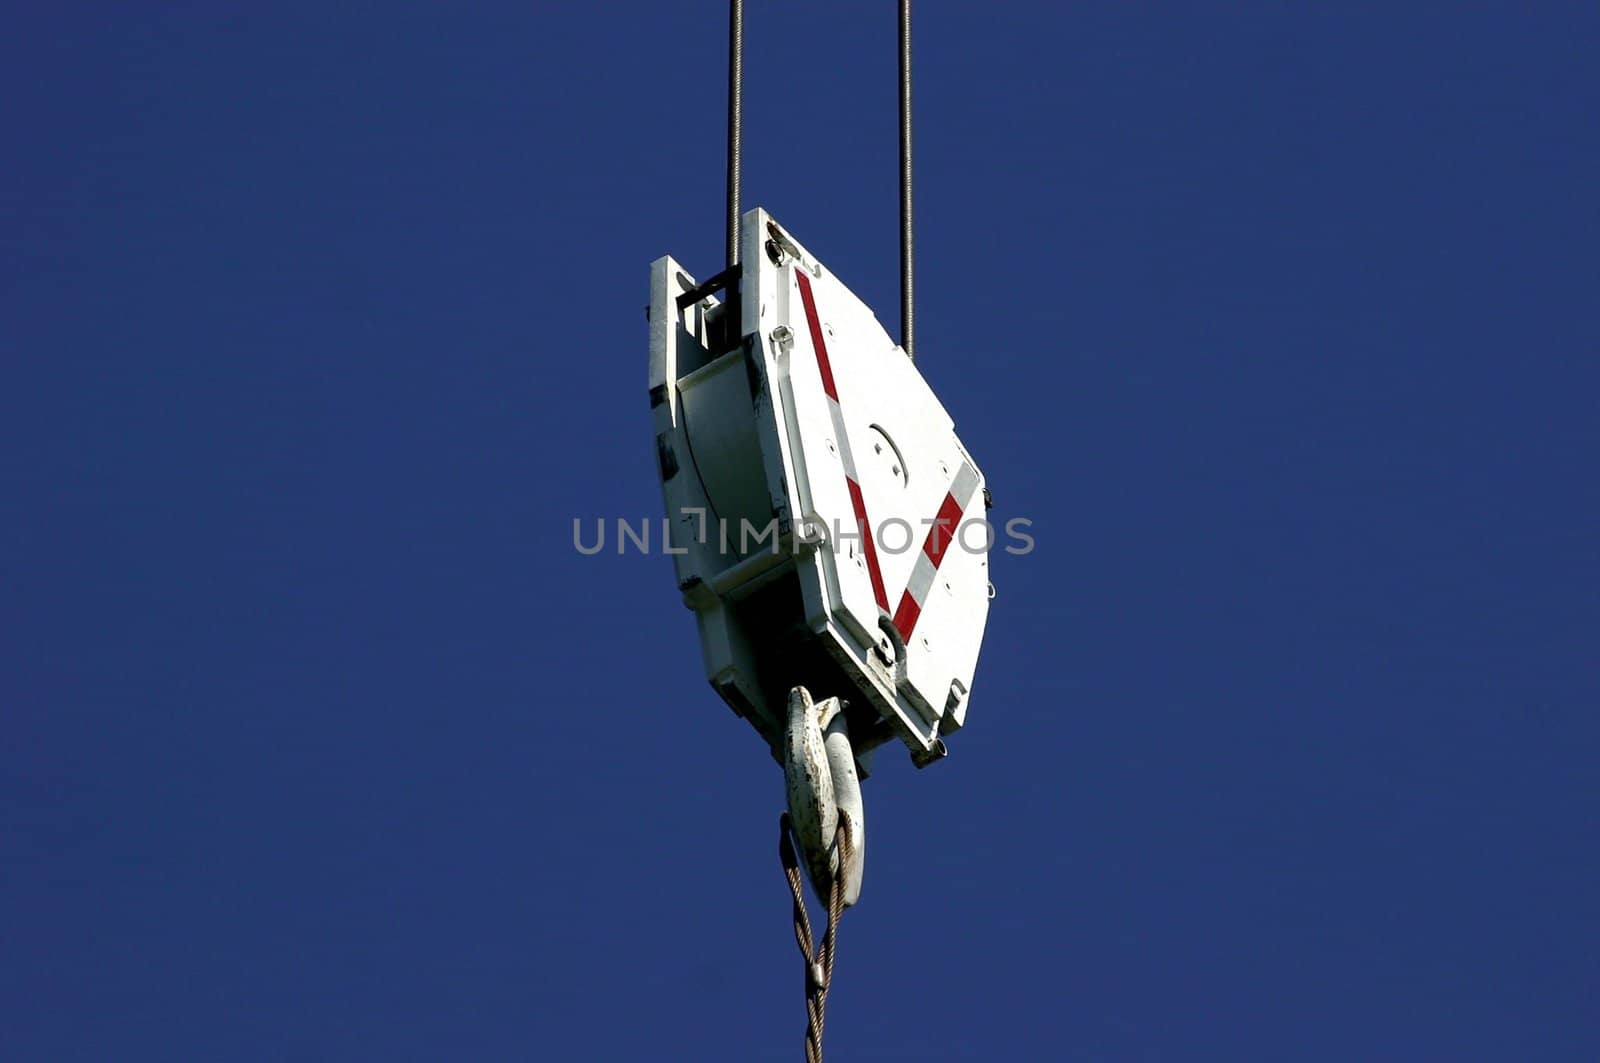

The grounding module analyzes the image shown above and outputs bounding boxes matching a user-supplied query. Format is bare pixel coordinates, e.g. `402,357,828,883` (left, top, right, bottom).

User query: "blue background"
4,3,1597,1060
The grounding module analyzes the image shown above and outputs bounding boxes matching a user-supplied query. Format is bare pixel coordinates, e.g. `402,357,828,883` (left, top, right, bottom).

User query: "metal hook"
782,686,865,907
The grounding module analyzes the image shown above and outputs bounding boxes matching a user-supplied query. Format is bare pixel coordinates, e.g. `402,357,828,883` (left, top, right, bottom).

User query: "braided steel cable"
727,0,744,268
780,811,855,1062
898,0,914,360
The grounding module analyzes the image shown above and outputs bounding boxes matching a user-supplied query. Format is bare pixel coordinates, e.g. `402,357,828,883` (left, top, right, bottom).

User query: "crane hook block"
649,209,991,769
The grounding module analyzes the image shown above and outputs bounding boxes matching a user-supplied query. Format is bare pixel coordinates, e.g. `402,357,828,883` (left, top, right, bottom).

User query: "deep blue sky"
4,4,1597,1060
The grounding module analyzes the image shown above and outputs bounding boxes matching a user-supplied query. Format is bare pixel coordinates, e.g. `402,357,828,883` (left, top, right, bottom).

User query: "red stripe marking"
895,479,975,640
924,492,965,568
793,271,839,401
892,594,921,642
847,477,890,611
796,268,889,613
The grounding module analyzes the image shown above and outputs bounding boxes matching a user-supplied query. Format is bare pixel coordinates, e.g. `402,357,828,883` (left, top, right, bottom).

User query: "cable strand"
727,0,743,268
780,811,853,1063
899,0,914,360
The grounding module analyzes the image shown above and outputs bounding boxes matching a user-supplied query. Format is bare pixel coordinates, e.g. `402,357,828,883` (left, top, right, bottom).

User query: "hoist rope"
899,0,915,361
780,810,854,1063
726,0,744,268
724,1,915,360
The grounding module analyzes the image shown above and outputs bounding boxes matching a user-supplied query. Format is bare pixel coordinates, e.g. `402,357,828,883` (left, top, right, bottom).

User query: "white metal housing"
649,209,990,768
